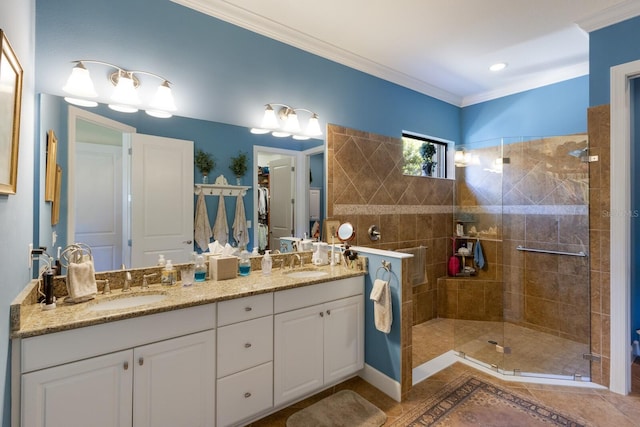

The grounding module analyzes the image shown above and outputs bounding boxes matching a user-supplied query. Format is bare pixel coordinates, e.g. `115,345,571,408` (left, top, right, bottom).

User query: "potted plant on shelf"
419,142,437,177
229,151,248,185
195,149,215,183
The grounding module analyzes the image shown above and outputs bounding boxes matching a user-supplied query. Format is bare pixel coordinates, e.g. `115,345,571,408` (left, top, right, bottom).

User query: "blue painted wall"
590,15,640,341
461,76,588,145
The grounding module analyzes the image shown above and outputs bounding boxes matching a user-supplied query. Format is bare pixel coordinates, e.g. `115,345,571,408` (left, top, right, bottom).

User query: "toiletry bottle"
158,254,166,267
195,255,206,282
161,260,177,285
252,246,259,256
238,250,251,276
261,250,272,275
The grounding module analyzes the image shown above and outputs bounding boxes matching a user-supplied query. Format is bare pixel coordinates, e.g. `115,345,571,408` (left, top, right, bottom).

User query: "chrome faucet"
121,264,132,292
142,273,157,289
290,253,302,269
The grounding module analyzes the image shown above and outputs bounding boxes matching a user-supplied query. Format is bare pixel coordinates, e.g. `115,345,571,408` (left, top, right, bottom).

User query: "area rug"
390,376,588,426
286,389,387,427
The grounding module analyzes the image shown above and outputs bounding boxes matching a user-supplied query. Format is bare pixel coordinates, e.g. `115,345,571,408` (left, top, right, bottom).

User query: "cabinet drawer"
274,276,364,313
217,316,273,378
217,362,273,427
218,293,273,326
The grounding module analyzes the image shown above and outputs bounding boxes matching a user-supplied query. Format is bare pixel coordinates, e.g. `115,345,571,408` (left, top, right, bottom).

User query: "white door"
74,142,124,271
131,134,194,267
22,350,133,427
133,330,215,427
273,305,323,406
269,157,294,251
323,295,364,384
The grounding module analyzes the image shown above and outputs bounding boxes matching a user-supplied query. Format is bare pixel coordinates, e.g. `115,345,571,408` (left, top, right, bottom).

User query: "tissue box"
209,256,238,280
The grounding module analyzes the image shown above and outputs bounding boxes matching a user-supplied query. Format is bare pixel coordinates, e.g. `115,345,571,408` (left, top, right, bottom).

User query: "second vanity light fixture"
250,103,322,140
62,60,177,118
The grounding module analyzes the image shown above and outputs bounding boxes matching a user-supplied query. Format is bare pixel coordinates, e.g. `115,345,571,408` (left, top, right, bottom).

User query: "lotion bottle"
261,250,272,275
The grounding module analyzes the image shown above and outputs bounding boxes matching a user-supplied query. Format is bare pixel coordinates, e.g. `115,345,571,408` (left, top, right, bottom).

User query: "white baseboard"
412,350,458,385
359,363,402,402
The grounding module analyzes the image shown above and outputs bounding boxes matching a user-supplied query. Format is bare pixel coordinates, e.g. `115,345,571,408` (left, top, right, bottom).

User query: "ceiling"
173,0,640,106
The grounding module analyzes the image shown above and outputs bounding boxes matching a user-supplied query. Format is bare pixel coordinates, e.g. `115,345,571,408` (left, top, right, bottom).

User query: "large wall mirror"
37,94,325,272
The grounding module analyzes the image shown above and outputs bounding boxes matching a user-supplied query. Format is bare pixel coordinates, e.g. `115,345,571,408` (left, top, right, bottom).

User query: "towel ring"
375,260,391,281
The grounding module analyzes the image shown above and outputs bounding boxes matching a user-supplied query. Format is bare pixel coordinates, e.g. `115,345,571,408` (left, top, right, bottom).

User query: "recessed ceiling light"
490,62,507,72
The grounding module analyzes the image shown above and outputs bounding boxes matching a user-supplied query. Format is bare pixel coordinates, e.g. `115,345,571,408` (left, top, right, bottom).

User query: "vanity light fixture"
62,60,177,118
250,103,323,140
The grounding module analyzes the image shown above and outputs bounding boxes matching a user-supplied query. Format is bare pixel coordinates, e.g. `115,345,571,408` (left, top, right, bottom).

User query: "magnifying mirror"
337,222,355,242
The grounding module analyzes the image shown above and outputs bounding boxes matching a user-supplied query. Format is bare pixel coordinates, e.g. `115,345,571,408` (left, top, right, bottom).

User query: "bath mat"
390,375,588,426
286,390,386,427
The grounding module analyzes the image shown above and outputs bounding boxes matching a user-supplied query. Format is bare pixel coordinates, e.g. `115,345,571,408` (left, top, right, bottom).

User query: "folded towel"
213,195,229,245
474,238,485,269
65,259,97,303
194,190,212,251
370,279,392,333
232,194,249,249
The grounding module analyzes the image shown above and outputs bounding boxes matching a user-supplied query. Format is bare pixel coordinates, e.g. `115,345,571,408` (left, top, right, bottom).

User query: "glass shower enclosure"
452,135,591,381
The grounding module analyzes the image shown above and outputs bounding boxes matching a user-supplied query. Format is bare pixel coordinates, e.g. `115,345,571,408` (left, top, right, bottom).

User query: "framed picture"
51,165,62,225
45,130,57,201
0,30,23,195
323,219,340,243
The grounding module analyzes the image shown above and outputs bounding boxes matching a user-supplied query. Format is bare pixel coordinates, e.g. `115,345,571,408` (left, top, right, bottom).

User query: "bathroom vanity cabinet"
19,304,216,427
13,271,365,427
273,277,364,406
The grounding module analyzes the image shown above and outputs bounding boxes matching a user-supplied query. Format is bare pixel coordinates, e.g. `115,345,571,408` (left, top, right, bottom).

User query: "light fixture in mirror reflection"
62,60,176,118
250,103,322,140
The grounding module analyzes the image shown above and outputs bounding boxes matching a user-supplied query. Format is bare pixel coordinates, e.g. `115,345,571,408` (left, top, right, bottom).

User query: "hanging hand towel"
66,258,98,303
370,279,392,333
194,189,212,251
233,194,249,249
213,194,229,245
474,238,485,269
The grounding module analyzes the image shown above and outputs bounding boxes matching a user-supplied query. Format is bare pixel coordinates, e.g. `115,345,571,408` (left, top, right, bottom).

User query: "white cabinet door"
324,295,364,384
273,304,324,406
22,350,133,427
133,330,215,427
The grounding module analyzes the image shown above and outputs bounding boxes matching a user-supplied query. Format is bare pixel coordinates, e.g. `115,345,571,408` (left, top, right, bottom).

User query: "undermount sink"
283,268,329,279
87,293,167,312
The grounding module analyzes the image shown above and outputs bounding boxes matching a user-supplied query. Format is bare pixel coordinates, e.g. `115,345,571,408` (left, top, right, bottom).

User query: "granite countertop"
11,264,366,339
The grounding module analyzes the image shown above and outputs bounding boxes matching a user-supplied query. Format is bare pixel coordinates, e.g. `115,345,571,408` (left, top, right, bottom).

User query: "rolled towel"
370,279,392,333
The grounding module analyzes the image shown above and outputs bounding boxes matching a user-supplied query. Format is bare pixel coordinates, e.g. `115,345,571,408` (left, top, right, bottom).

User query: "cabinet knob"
244,343,252,348
319,312,324,317
138,357,144,366
123,361,129,370
245,306,252,312
326,310,331,315
244,392,251,398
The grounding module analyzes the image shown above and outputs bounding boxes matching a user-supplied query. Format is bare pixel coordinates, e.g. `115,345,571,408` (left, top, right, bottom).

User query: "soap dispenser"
195,255,207,282
161,259,177,285
261,250,272,275
238,250,251,276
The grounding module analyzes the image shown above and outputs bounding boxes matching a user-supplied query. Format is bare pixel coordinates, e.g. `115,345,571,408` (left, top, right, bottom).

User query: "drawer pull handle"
245,306,252,312
244,343,252,348
319,312,324,317
326,310,331,315
244,392,251,398
123,361,129,370
139,357,144,366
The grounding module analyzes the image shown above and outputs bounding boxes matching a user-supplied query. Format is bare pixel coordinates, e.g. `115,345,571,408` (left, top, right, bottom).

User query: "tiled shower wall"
456,135,590,343
326,124,454,399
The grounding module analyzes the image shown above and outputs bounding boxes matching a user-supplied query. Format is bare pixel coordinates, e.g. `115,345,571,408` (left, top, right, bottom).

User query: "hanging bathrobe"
194,189,212,251
233,194,249,249
213,194,229,245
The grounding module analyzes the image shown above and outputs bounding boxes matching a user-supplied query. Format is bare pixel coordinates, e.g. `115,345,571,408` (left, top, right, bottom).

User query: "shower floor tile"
413,318,590,378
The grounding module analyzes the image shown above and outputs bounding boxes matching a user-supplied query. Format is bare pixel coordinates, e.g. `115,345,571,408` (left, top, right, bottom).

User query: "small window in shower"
402,132,449,178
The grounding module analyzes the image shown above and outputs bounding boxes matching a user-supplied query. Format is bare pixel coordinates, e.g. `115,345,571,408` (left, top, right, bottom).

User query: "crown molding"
172,0,462,106
461,62,589,107
576,0,640,32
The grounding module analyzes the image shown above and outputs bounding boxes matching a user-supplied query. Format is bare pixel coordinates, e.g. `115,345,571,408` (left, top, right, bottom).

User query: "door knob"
182,240,193,244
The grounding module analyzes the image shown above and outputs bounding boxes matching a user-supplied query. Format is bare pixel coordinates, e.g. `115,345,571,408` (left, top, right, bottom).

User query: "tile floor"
250,319,639,426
